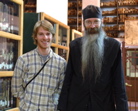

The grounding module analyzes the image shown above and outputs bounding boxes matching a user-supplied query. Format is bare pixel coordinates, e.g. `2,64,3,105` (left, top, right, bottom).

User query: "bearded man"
57,5,128,111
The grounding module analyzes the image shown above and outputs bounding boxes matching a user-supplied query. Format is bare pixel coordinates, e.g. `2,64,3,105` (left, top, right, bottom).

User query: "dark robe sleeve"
112,45,128,111
57,43,73,110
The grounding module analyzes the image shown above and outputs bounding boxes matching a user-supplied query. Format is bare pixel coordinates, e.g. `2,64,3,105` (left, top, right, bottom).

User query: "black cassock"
57,37,128,111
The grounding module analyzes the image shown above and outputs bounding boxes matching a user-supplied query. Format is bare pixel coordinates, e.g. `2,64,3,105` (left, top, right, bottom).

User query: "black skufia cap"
82,5,102,20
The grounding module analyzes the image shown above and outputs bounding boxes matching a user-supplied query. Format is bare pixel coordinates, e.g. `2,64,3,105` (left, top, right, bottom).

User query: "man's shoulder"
70,37,82,47
53,52,67,63
104,37,121,47
20,49,36,58
71,37,82,43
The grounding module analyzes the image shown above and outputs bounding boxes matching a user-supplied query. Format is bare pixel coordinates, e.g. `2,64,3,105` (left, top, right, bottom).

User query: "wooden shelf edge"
100,6,117,8
0,71,14,77
0,31,22,40
51,43,69,50
25,5,36,8
6,107,19,111
11,0,23,5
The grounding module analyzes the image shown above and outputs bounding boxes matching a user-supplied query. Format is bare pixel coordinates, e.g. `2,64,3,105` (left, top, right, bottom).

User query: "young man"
57,5,128,111
11,20,67,111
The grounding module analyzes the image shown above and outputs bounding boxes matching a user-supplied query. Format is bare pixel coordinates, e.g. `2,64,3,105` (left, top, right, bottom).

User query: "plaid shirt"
11,48,67,111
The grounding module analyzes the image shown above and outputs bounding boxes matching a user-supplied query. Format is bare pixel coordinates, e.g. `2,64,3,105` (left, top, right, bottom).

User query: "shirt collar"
34,48,54,61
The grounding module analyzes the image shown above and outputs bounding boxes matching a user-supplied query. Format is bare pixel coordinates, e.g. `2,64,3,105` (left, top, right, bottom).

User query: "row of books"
0,37,18,71
0,77,16,110
0,1,19,34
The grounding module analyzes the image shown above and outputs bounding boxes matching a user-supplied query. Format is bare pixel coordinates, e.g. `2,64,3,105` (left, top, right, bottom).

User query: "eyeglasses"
85,20,101,26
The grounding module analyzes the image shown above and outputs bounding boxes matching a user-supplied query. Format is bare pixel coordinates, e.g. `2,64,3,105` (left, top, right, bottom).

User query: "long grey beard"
82,30,105,81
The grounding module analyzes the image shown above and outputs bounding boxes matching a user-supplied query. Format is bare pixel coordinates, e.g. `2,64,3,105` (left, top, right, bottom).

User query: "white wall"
36,0,68,25
82,0,100,9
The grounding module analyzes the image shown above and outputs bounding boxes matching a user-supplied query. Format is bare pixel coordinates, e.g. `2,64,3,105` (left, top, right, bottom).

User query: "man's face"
35,26,53,49
84,18,102,34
